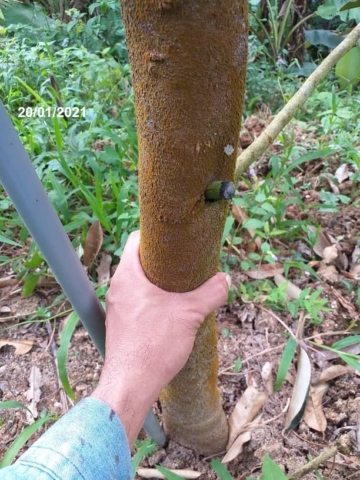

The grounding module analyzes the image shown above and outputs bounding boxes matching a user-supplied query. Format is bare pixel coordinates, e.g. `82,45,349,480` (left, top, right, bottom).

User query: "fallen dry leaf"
227,386,266,448
323,244,338,265
244,263,283,280
308,226,348,270
325,453,360,472
0,306,11,313
83,220,103,269
314,364,354,384
335,164,349,184
0,276,19,288
317,263,339,283
222,414,262,464
274,274,302,300
96,253,112,285
137,468,201,479
25,365,42,422
322,174,339,195
261,362,274,395
0,340,34,355
284,348,311,432
304,383,328,432
330,286,357,316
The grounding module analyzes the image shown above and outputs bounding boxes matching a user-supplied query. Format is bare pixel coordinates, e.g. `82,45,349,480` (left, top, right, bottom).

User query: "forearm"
1,398,132,480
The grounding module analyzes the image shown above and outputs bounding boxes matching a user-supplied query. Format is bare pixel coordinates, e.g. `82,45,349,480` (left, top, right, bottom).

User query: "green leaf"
275,337,297,392
22,272,39,297
331,335,360,350
234,357,242,373
0,235,21,247
210,459,234,480
305,29,343,48
155,465,186,480
340,0,360,10
243,218,264,229
0,414,51,468
317,0,360,21
338,353,360,372
24,250,43,269
222,216,235,245
131,439,157,477
57,311,79,400
335,47,360,88
282,149,334,176
261,455,287,480
0,401,32,416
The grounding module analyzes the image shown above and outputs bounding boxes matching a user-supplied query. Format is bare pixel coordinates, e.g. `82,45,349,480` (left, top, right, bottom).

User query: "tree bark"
121,0,247,454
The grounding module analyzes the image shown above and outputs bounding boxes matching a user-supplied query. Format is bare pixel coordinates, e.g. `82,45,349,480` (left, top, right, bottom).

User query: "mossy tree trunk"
121,0,247,455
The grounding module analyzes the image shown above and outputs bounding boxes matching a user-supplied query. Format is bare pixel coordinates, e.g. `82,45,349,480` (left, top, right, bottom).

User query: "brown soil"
1,120,360,479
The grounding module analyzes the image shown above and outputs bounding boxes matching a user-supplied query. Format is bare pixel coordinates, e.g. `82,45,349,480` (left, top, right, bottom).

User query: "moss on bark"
121,0,247,454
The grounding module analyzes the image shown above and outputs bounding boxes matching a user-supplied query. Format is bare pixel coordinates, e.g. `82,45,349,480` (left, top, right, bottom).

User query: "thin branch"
287,445,337,479
235,23,360,180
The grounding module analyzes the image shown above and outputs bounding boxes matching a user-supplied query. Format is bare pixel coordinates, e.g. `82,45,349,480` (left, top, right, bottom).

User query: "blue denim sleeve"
1,397,132,480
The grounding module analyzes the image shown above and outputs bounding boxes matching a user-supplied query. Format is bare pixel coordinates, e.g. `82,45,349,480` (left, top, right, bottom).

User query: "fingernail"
225,274,232,288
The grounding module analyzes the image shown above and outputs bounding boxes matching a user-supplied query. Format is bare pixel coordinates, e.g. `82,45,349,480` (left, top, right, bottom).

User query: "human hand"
92,230,230,444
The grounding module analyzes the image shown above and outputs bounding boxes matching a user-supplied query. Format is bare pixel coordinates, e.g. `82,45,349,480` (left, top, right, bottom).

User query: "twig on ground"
287,446,337,479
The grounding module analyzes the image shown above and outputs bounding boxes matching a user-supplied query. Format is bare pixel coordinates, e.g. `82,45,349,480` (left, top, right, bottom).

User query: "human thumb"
187,272,231,317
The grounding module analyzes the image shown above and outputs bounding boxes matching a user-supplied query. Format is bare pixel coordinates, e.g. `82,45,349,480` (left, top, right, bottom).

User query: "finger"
186,272,231,317
115,230,142,275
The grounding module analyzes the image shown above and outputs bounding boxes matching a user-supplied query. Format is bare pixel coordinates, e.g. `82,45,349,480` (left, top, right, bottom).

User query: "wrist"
91,375,158,446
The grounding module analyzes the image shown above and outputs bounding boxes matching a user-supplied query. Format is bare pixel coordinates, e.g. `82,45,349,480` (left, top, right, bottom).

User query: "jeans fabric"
1,397,132,480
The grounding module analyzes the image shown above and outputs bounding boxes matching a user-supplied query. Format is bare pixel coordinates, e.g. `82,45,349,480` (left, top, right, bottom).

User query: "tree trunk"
121,0,247,454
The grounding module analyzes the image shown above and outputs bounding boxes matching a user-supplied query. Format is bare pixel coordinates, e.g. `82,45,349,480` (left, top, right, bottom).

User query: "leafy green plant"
131,438,157,478
210,459,234,480
247,454,287,480
249,0,314,65
275,337,297,391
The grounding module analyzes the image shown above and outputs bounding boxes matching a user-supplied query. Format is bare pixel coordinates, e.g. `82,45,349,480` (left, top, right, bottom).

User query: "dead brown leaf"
322,174,339,195
96,253,112,285
308,226,348,270
0,339,34,355
244,263,283,280
330,286,357,316
227,386,266,448
317,263,339,283
314,364,354,385
83,220,103,269
274,274,302,300
323,244,338,265
261,362,274,395
304,383,328,432
335,164,349,184
222,415,262,464
25,365,42,422
0,276,18,288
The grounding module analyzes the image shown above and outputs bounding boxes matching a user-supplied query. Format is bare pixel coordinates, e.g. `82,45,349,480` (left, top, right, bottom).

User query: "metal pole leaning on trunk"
0,101,166,446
